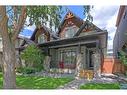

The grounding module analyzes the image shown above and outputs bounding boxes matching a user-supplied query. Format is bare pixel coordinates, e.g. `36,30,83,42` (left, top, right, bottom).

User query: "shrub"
16,67,36,74
119,51,127,66
20,44,45,71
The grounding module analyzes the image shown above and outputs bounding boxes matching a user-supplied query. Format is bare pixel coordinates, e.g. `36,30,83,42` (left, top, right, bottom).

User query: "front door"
87,49,95,70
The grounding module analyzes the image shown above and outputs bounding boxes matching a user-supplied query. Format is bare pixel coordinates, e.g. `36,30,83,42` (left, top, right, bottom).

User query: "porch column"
75,44,82,79
75,53,82,79
44,56,51,72
93,50,101,78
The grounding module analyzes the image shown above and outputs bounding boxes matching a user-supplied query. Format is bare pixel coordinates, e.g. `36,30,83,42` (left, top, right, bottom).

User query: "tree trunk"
0,6,16,89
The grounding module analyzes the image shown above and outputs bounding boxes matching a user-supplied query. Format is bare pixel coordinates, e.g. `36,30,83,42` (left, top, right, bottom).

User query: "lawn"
80,83,120,89
0,73,73,89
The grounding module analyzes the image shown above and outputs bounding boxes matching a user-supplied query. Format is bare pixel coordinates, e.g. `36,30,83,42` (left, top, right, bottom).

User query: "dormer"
30,25,51,44
57,11,84,39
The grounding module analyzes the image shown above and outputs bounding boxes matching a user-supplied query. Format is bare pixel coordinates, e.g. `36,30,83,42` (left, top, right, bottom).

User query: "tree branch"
12,6,27,43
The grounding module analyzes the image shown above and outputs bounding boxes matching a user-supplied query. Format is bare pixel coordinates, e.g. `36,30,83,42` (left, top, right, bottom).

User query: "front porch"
38,32,107,79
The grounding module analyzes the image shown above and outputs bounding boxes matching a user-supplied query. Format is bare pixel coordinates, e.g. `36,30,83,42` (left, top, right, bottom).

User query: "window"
38,34,46,43
59,49,76,68
89,50,94,68
64,26,79,38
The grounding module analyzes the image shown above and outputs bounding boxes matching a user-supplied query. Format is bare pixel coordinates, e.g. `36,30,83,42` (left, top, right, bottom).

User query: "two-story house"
26,11,107,78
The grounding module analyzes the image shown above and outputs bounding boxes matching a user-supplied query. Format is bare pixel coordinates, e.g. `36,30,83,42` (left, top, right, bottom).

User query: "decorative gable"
65,12,74,19
74,20,103,37
31,26,50,43
58,11,83,39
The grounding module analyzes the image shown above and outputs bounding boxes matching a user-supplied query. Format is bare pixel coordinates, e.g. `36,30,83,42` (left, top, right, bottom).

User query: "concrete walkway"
58,79,88,89
58,74,127,89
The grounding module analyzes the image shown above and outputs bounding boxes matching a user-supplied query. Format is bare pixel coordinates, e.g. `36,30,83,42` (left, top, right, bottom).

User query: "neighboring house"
113,6,127,58
22,11,107,77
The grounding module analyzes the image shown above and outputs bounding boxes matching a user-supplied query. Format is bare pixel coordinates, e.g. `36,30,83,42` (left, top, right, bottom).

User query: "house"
26,11,108,78
107,6,127,74
113,6,127,58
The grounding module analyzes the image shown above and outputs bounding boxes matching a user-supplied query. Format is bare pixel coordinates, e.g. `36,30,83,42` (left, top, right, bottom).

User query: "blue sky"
61,6,84,19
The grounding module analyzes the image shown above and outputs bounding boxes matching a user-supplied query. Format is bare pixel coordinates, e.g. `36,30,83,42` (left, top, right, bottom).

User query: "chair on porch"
59,61,64,74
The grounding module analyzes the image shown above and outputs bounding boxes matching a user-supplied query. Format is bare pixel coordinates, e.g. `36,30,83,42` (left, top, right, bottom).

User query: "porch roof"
38,31,108,48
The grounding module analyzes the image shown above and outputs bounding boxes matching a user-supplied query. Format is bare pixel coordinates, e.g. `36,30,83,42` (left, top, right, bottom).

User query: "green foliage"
80,83,120,89
17,66,43,74
20,45,45,73
83,5,93,22
16,67,36,74
0,73,73,89
27,6,63,31
119,51,127,66
21,44,45,65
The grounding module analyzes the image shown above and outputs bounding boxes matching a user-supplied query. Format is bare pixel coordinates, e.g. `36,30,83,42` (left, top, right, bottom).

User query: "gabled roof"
57,10,103,37
30,24,58,41
57,10,84,34
74,20,103,36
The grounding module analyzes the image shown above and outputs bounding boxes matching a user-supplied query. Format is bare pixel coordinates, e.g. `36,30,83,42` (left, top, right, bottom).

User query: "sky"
20,5,119,51
90,6,119,51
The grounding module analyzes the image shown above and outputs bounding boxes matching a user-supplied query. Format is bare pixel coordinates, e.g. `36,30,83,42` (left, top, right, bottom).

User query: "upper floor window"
64,26,79,38
38,34,46,43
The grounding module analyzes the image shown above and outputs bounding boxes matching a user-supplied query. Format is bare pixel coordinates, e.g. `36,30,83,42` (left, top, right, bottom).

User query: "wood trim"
116,6,126,27
49,40,98,49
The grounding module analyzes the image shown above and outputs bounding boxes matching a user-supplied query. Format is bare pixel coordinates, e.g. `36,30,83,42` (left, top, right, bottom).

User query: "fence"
102,58,127,74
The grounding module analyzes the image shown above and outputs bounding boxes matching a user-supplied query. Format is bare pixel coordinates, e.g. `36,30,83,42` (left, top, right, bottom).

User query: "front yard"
0,73,73,89
80,83,120,89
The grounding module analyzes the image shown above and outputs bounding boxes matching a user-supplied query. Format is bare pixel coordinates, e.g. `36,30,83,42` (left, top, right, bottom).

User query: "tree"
83,5,93,22
0,6,27,89
0,6,62,89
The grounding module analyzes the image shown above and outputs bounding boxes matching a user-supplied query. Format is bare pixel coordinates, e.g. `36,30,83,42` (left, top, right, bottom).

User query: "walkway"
58,74,127,89
58,79,88,89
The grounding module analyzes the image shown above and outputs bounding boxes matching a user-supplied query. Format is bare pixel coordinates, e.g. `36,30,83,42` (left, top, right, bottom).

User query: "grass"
0,73,73,89
80,83,120,89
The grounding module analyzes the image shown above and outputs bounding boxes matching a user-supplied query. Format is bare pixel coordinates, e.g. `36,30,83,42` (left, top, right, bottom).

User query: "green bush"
20,44,45,72
119,51,127,66
16,67,36,74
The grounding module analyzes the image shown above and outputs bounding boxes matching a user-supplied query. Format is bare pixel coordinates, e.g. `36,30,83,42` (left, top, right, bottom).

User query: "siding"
113,6,127,57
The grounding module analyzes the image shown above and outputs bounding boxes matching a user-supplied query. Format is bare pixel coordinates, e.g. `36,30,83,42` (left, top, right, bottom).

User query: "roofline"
38,31,108,47
74,20,103,37
57,10,84,34
116,6,126,27
30,24,56,40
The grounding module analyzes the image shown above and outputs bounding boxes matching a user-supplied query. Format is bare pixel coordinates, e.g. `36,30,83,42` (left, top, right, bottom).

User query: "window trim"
38,33,46,43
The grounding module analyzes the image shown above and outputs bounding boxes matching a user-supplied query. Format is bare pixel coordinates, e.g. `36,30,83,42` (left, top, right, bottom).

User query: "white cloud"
91,6,119,51
25,25,36,31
